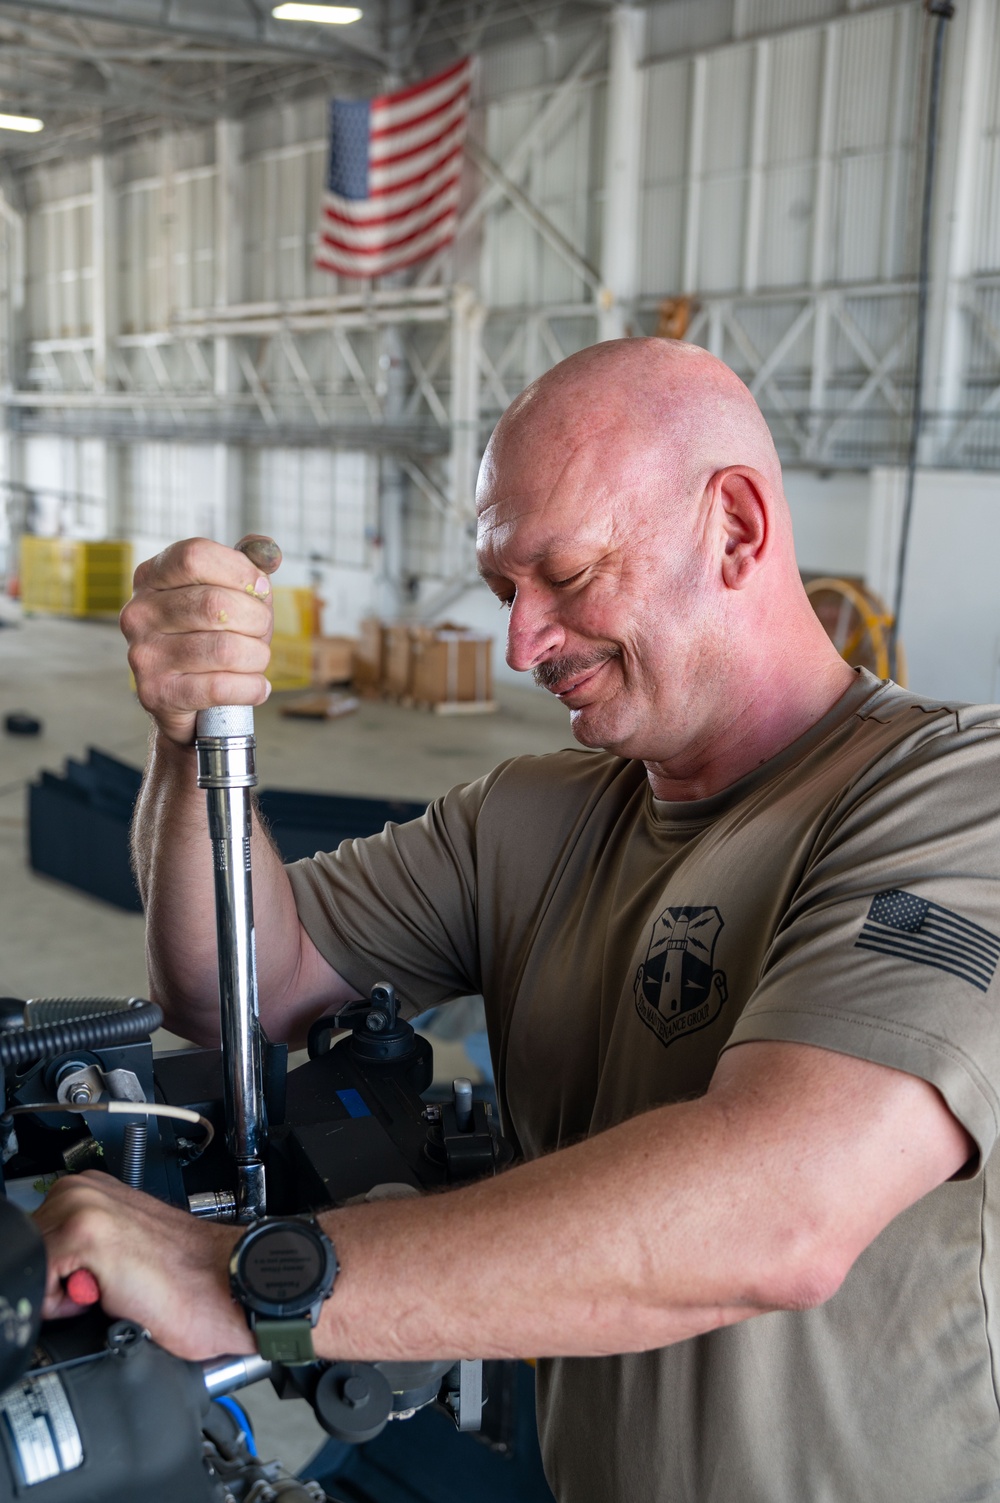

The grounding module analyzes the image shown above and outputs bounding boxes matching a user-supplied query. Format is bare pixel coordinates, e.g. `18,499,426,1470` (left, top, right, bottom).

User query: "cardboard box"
312,635,356,686
411,630,493,705
353,616,384,690
383,622,415,696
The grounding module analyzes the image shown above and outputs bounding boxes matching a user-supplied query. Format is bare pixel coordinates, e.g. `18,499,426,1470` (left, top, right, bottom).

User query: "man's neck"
642,654,858,802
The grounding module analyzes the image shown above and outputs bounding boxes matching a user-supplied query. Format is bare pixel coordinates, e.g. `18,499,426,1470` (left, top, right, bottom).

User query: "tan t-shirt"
287,670,1000,1503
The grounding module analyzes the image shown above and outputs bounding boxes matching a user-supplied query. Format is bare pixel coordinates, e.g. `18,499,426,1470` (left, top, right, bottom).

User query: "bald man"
38,341,1000,1503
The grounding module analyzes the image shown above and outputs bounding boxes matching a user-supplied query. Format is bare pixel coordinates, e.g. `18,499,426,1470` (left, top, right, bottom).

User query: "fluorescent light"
0,114,43,133
272,4,362,22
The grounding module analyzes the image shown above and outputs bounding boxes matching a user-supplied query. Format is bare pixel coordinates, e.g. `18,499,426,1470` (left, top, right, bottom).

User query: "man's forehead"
476,488,613,567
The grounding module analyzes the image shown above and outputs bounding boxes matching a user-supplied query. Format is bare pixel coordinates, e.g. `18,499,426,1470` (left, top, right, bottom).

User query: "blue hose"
213,1395,258,1457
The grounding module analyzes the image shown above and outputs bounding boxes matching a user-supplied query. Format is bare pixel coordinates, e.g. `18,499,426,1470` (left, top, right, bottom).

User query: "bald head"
478,338,787,537
474,337,851,794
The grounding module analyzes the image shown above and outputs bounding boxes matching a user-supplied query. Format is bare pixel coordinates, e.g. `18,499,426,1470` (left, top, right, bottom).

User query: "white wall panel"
738,0,840,35
121,443,219,542
866,468,1000,703
22,435,106,536
759,165,815,287
973,0,1000,275
244,447,374,570
483,79,602,309
647,0,735,58
639,57,689,295
784,467,869,574
245,141,329,303
478,35,549,101
118,182,164,332
173,168,215,313
702,45,754,175
28,201,93,340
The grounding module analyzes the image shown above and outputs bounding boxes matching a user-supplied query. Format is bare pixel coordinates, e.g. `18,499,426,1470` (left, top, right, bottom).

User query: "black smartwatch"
229,1216,338,1365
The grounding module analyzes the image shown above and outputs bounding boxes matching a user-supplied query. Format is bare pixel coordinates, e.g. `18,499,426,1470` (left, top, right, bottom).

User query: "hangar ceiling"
0,0,609,169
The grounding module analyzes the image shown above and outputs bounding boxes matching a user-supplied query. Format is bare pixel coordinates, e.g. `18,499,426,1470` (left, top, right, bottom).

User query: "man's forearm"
35,1042,969,1366
313,1096,772,1363
309,1042,970,1364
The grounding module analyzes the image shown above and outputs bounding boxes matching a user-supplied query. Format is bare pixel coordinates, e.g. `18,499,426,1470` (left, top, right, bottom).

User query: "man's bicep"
708,1039,975,1284
256,919,364,1047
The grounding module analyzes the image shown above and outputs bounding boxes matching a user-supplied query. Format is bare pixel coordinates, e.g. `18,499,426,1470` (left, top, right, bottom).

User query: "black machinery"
0,700,511,1501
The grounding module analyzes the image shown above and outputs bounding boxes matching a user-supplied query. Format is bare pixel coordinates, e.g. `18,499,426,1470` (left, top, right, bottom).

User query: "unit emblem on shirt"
634,905,729,1049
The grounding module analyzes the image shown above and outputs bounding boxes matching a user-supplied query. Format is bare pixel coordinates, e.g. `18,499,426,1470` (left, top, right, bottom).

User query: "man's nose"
505,590,563,672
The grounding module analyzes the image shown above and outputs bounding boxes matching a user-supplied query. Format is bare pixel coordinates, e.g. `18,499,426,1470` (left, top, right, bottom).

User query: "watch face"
241,1225,325,1308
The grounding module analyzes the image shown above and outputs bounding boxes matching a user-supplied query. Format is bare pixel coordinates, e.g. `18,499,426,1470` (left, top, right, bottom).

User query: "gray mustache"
533,649,618,692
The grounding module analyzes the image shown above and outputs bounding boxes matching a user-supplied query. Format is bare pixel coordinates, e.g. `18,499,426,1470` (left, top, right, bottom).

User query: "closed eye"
551,570,586,589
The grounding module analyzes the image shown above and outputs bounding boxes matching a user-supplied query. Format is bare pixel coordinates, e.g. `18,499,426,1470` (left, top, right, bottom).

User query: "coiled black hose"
0,999,164,1070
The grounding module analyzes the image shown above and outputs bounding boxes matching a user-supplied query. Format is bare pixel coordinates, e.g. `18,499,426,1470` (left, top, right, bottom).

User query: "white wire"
11,1100,215,1150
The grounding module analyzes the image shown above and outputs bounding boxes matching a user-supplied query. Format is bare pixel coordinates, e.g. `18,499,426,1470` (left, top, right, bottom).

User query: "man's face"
476,429,721,763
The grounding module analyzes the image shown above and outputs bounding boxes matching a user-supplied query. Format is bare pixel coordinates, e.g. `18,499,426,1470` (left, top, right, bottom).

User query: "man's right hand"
120,535,281,745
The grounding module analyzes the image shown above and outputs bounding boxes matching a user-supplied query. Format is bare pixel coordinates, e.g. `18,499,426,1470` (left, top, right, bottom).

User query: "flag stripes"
854,888,1000,993
316,57,471,279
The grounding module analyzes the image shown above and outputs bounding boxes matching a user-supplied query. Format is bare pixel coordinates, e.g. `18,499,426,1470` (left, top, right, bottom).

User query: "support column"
90,154,115,393
0,178,27,394
924,0,990,447
682,55,707,297
159,132,177,329
214,119,245,545
0,175,27,569
450,283,483,580
376,0,413,619
742,39,770,295
375,326,406,619
598,5,645,341
90,154,120,540
214,118,243,400
807,24,838,460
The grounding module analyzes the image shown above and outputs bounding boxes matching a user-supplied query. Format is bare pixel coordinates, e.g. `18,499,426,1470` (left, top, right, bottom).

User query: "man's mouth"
533,651,617,700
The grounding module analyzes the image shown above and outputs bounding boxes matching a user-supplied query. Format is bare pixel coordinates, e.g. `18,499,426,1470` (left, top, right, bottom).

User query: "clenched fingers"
34,1171,248,1361
121,536,282,744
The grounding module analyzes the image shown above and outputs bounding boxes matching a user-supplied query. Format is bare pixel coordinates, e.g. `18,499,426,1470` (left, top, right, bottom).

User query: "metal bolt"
68,1085,92,1105
365,1011,387,1033
341,1375,369,1409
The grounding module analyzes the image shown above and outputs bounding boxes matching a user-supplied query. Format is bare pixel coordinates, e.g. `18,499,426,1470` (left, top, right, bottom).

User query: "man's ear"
712,468,769,589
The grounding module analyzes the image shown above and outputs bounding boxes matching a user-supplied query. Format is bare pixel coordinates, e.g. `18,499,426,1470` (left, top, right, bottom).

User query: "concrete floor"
0,606,573,1008
0,604,574,1480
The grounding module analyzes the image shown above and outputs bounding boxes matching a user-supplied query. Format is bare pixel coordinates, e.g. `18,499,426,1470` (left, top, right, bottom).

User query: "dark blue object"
304,1361,555,1503
27,748,427,911
336,1088,371,1119
328,97,371,198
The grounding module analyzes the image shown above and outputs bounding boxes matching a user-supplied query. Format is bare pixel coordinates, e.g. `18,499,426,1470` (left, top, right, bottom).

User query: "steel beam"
598,4,645,340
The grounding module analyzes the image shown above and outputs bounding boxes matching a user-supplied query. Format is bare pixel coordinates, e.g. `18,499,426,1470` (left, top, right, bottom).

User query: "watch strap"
253,1316,317,1365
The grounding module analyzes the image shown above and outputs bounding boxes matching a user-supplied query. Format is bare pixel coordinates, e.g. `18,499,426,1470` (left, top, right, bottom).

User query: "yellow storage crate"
268,635,313,691
270,585,319,640
20,537,133,619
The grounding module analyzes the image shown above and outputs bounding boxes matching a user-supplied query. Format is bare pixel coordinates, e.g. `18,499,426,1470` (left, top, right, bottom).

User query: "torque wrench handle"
194,538,281,1224
195,703,266,1224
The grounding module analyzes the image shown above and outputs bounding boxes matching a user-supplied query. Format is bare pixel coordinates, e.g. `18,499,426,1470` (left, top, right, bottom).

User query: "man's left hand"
33,1171,251,1361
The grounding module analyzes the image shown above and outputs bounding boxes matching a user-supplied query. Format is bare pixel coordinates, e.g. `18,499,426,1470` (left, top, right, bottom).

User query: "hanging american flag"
315,57,472,280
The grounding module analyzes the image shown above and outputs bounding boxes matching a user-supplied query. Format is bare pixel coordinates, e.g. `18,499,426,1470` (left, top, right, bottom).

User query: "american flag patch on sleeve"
855,889,1000,993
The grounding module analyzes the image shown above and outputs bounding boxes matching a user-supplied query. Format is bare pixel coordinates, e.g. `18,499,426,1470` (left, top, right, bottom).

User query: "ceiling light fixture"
272,4,362,22
0,114,42,133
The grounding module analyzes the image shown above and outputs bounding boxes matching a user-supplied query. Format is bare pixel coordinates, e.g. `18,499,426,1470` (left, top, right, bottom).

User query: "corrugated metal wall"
3,0,1000,604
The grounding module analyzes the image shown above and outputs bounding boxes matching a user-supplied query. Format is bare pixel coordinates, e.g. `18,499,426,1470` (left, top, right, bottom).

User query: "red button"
66,1269,100,1306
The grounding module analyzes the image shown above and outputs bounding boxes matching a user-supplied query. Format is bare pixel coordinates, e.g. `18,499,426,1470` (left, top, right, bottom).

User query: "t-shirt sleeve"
723,712,1000,1168
283,764,509,1017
